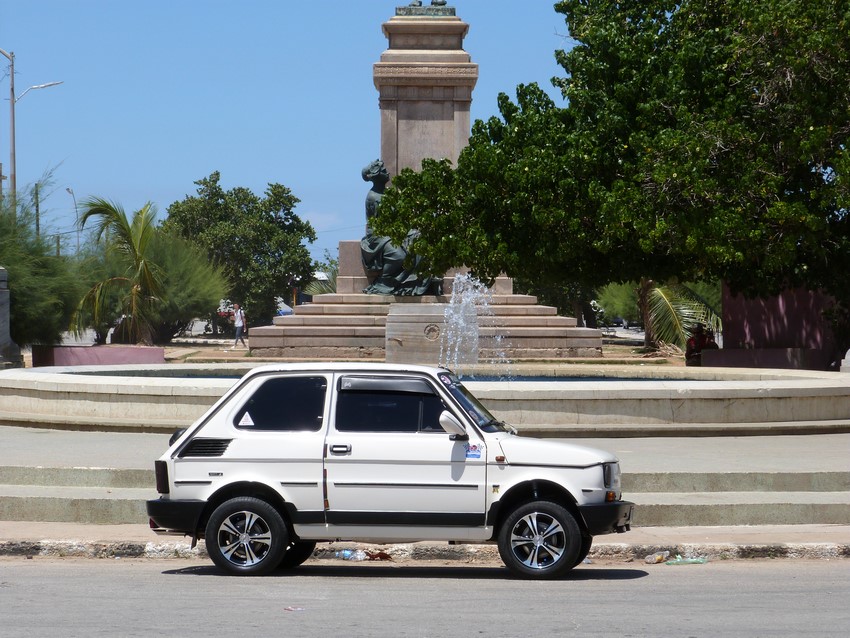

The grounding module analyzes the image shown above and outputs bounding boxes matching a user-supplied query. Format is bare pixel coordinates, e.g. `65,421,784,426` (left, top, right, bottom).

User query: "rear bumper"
578,501,634,536
146,498,206,536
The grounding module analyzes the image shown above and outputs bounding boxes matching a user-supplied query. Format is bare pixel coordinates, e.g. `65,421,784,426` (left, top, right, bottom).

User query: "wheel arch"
488,479,584,539
198,481,290,536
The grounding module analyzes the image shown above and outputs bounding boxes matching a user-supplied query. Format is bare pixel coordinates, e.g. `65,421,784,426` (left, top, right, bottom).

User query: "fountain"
439,273,513,379
2,362,849,436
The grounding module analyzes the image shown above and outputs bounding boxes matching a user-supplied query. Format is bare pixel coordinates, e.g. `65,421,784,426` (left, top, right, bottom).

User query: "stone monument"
373,1,477,179
0,267,23,369
249,4,603,363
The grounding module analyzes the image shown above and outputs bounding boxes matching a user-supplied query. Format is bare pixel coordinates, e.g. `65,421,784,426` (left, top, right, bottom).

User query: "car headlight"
602,462,621,491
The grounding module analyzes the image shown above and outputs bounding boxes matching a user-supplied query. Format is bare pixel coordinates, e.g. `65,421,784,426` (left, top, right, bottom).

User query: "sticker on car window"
465,443,482,459
238,412,255,427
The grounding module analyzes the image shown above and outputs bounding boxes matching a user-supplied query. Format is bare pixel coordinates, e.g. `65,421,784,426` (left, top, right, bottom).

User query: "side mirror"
439,410,467,439
169,428,187,447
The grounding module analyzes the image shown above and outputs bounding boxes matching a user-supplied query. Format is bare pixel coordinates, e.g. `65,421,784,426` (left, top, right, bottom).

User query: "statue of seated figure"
360,160,441,296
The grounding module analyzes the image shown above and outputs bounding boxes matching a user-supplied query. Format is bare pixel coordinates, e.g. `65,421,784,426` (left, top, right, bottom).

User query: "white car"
146,363,633,578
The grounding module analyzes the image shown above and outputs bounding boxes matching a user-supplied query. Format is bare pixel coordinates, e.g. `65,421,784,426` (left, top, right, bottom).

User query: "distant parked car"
147,363,634,578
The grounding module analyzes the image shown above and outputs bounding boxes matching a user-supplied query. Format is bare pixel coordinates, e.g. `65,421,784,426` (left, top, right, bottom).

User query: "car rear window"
234,376,327,431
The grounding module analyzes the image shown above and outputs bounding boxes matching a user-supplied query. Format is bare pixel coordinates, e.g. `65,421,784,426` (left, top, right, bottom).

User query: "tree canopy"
374,0,850,306
0,204,82,346
72,198,228,345
163,172,317,324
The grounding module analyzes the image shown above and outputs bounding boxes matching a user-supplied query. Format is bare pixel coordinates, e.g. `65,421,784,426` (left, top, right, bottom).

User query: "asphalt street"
1,557,847,637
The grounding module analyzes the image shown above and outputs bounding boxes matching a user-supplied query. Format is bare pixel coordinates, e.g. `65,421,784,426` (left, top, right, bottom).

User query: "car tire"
205,497,288,576
497,500,581,579
572,534,593,568
277,541,317,569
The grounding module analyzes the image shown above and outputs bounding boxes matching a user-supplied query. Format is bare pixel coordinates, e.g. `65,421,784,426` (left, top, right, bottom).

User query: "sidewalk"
1,521,847,562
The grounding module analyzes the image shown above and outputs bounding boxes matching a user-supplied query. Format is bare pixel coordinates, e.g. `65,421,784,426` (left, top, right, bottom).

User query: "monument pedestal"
249,241,603,363
0,268,23,369
374,6,478,178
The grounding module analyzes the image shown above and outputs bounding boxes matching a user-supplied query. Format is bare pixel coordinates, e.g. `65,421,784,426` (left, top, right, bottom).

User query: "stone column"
0,267,23,368
374,3,478,178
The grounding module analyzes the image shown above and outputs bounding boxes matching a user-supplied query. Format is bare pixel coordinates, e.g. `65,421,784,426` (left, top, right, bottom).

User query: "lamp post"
0,47,62,218
0,48,13,210
66,187,79,252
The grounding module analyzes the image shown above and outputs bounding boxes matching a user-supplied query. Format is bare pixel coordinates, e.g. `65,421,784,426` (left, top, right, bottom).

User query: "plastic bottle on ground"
644,550,671,564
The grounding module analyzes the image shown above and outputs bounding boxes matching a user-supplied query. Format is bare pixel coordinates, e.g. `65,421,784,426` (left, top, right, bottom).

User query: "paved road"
1,557,847,637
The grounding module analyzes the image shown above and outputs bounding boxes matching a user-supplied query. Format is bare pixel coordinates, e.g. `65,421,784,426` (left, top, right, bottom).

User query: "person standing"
685,324,707,366
232,303,247,350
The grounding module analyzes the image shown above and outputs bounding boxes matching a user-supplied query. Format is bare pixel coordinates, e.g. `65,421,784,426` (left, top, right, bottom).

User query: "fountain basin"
0,363,848,437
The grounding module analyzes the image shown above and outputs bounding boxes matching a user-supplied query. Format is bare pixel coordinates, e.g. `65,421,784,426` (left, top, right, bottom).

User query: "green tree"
72,202,228,345
163,172,317,325
72,198,165,345
144,232,228,343
596,283,642,326
374,0,850,327
71,244,127,344
0,202,82,346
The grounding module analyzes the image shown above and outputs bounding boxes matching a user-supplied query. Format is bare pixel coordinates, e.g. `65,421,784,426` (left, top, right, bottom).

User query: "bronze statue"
360,160,440,296
362,159,389,227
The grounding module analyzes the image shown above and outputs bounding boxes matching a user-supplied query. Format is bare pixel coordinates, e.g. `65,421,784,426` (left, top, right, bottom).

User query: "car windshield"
438,372,510,433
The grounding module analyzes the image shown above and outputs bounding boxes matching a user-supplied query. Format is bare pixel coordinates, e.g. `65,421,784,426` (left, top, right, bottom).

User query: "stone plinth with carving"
0,267,23,369
374,6,478,178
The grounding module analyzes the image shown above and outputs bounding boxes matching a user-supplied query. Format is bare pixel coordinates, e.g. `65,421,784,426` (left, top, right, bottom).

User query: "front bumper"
146,498,206,536
578,500,634,536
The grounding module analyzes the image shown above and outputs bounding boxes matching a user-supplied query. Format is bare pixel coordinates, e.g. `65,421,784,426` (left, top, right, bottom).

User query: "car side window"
234,376,327,431
335,376,446,433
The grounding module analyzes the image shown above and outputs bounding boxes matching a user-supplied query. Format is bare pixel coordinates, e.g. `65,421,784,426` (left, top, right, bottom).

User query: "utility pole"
34,183,39,237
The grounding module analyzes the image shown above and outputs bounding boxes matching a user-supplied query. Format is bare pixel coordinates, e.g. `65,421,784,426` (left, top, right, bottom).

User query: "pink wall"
722,285,834,350
31,345,165,367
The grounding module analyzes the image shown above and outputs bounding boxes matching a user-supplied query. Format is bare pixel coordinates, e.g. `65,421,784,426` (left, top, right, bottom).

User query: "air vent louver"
178,438,232,458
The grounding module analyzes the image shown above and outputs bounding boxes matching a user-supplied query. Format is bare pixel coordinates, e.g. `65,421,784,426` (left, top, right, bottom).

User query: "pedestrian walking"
232,303,247,350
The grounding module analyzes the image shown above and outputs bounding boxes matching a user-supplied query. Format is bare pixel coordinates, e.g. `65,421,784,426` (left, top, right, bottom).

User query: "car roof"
243,362,451,378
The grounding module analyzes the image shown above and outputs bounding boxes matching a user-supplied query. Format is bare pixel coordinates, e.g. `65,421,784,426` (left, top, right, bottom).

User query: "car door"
323,374,489,540
214,373,329,526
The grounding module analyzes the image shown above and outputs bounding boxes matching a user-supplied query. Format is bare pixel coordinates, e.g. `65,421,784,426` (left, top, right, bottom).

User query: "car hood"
497,436,618,467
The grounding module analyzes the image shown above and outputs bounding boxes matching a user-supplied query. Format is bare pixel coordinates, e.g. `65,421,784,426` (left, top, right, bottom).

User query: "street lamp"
66,187,79,252
0,47,62,217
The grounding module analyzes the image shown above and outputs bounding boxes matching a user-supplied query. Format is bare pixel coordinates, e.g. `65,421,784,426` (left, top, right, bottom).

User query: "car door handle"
330,444,352,455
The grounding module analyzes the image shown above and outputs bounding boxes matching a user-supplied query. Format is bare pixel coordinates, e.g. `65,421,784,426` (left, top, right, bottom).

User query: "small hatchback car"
147,363,633,578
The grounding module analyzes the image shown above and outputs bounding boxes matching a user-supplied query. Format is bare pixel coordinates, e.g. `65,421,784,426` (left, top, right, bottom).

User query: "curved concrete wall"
1,363,848,436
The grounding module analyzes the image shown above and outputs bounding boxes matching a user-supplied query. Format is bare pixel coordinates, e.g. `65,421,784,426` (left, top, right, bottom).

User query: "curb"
2,540,847,562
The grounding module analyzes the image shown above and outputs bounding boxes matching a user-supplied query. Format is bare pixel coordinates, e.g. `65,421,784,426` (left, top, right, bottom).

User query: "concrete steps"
250,278,602,361
0,484,150,524
1,464,848,527
0,466,153,524
629,492,850,526
624,470,850,526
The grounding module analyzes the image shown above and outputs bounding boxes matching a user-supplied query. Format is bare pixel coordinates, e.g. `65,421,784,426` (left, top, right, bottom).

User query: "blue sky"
1,1,571,261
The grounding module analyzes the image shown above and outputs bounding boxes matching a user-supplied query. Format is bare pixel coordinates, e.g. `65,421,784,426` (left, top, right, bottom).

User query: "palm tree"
638,278,722,350
70,198,164,345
